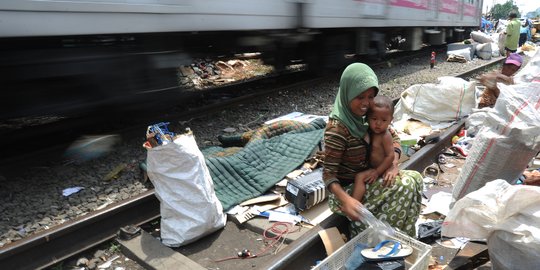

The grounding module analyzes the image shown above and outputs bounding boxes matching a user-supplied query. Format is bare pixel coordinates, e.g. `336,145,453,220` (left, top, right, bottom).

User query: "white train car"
304,0,482,51
0,0,482,44
0,0,482,119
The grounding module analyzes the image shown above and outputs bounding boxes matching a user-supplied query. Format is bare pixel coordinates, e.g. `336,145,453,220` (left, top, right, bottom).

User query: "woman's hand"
329,182,361,221
340,195,362,221
382,164,399,187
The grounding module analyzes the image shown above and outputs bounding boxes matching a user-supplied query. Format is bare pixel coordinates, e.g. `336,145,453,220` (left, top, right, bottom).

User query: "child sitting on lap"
352,95,395,201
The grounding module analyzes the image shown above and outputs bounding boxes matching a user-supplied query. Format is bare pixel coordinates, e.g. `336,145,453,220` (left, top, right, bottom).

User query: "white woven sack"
447,48,471,61
452,82,540,202
443,180,540,270
470,31,492,44
394,77,476,125
146,132,226,247
514,49,540,84
475,43,492,60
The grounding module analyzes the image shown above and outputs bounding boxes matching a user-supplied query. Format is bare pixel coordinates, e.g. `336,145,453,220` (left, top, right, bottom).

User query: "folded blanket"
206,124,324,210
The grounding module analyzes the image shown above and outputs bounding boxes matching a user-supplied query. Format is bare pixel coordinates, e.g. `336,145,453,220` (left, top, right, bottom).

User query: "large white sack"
491,42,500,57
465,107,490,136
498,32,506,55
393,77,476,127
475,43,492,60
452,82,540,202
146,132,226,247
443,180,540,270
470,31,492,44
447,48,471,61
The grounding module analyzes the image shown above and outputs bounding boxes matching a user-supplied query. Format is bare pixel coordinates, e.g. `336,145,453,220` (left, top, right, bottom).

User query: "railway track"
0,56,506,270
0,46,445,168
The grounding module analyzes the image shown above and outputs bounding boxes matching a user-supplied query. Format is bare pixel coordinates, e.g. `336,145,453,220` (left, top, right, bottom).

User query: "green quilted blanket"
205,127,324,211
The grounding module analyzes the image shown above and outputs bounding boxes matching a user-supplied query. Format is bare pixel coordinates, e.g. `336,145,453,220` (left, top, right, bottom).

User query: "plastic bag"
356,204,395,237
443,180,540,270
146,132,226,247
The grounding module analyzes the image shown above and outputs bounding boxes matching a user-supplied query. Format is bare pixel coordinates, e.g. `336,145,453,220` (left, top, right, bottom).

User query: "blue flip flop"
360,240,413,261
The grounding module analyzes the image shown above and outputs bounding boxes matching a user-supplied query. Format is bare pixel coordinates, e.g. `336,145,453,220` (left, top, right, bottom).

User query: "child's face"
368,106,392,134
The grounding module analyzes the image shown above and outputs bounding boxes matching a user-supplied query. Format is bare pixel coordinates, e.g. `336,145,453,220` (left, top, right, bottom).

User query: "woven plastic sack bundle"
443,180,540,270
146,132,226,247
446,48,472,61
470,30,492,44
452,82,540,203
393,76,476,129
475,43,492,60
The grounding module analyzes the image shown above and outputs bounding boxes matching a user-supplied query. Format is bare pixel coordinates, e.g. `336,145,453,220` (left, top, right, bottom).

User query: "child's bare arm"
373,131,395,176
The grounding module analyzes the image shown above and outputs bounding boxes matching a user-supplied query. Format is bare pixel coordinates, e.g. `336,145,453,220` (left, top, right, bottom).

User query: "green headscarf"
329,63,379,138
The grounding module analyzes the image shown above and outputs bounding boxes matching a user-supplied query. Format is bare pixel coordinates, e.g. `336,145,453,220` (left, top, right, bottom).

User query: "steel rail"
0,56,506,270
0,191,160,270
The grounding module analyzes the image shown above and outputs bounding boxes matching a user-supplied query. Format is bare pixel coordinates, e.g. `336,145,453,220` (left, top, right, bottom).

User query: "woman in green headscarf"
323,63,423,237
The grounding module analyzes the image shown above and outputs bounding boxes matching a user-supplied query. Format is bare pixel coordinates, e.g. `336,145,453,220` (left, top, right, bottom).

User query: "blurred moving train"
0,0,482,119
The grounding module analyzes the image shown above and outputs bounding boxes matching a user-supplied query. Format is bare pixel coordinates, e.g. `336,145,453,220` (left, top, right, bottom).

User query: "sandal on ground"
360,240,413,261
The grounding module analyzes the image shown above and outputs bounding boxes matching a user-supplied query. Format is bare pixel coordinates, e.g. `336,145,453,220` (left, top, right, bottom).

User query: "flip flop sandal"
360,240,413,261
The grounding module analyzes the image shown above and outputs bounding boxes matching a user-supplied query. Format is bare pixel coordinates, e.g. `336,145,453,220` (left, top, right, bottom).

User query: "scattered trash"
76,257,89,266
237,249,252,258
421,192,452,216
146,122,175,147
435,237,468,249
95,200,113,211
444,163,456,168
97,255,120,269
103,163,127,181
222,127,237,133
62,186,84,197
118,225,141,241
423,177,437,185
418,220,443,244
264,112,328,125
